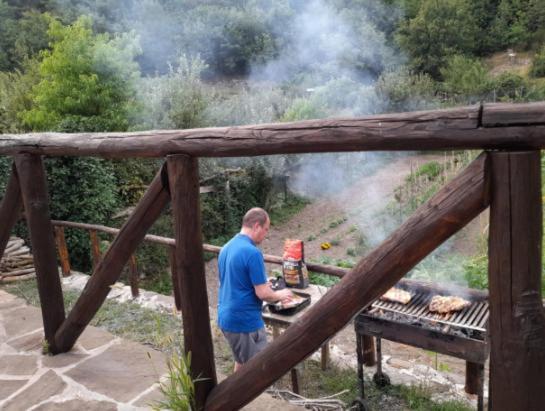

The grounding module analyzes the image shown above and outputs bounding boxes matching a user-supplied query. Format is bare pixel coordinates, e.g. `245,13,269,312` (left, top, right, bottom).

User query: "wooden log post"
167,154,217,408
168,245,182,311
128,254,139,297
15,154,65,354
54,226,71,276
488,151,545,410
89,229,101,269
54,166,170,352
0,163,23,260
205,153,491,411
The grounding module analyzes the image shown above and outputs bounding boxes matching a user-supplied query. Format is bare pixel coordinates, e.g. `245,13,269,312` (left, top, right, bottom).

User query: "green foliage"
154,348,197,411
0,63,40,133
463,254,488,290
45,157,118,270
139,55,210,130
440,55,492,100
396,384,472,411
396,0,479,78
205,83,290,126
492,71,528,101
22,16,141,131
530,44,545,78
268,195,309,226
281,97,327,122
407,161,442,182
375,67,438,112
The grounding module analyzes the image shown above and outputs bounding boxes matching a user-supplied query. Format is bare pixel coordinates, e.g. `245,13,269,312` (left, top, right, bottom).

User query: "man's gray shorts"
222,327,268,364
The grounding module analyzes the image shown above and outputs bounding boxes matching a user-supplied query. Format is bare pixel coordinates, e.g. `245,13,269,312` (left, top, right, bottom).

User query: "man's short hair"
242,207,269,228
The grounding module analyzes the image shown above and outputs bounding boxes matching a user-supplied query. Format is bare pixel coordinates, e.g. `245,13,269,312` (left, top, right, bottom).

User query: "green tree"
0,0,17,71
22,16,141,131
396,0,479,79
19,16,143,270
440,55,492,102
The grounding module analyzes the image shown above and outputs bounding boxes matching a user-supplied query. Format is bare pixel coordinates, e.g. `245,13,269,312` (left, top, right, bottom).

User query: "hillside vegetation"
1,0,545,286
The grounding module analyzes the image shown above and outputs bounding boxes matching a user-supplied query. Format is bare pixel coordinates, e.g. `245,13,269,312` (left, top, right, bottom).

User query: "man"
218,207,293,371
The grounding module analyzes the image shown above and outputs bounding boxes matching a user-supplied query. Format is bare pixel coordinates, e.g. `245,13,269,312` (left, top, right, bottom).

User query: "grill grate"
366,292,489,335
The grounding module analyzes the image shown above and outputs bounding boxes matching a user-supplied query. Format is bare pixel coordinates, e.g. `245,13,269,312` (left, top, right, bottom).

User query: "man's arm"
254,283,293,303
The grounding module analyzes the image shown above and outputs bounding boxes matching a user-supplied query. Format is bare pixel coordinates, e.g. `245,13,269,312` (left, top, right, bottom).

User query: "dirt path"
204,152,483,408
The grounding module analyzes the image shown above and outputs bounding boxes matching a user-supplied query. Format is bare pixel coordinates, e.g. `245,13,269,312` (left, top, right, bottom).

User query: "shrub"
492,72,527,101
530,44,545,78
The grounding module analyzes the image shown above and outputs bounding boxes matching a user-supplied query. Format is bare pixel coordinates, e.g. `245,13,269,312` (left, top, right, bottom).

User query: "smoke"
252,0,401,99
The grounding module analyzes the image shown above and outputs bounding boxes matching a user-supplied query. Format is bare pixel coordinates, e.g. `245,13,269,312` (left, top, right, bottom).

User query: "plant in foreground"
153,344,199,411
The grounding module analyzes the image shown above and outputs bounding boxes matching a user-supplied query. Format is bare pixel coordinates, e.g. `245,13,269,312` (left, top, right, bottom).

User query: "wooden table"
262,284,329,393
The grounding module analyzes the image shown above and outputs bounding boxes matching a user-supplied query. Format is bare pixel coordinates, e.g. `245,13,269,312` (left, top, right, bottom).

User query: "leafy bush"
530,44,545,78
375,67,438,112
138,55,210,130
440,55,492,99
492,72,527,101
463,254,488,290
45,157,118,270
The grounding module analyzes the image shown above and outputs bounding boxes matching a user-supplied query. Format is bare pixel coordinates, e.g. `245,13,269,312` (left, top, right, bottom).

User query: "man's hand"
255,283,294,303
275,288,294,304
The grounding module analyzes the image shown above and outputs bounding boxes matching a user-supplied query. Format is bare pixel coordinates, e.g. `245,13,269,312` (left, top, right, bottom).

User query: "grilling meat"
429,295,471,313
380,287,411,304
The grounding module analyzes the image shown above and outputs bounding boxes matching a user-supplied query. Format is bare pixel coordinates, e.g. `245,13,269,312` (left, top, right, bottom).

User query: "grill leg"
373,337,391,388
465,361,484,411
356,332,365,399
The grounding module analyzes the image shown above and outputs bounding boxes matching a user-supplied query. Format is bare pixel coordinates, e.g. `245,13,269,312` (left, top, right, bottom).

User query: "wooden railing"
1,102,544,411
49,219,348,303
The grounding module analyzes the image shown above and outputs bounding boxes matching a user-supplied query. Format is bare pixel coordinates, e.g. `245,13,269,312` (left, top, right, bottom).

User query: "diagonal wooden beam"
488,151,545,410
167,154,217,408
15,154,65,354
205,152,491,411
54,164,170,353
0,162,23,260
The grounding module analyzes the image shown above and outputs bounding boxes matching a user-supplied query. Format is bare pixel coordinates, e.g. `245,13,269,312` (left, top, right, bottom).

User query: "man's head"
241,207,270,244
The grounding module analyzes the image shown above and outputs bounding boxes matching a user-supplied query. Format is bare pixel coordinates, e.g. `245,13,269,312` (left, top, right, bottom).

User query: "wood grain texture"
488,151,545,410
15,154,65,354
54,165,170,352
167,155,217,408
0,163,22,260
205,153,491,411
54,226,71,276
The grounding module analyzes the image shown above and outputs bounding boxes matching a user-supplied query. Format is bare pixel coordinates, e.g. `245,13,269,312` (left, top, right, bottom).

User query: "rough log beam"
15,154,65,354
54,166,170,352
0,163,22,260
2,103,545,158
488,151,545,410
205,153,491,411
167,155,217,407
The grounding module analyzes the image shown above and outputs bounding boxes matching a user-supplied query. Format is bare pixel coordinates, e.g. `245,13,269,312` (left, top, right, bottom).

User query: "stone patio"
0,288,299,410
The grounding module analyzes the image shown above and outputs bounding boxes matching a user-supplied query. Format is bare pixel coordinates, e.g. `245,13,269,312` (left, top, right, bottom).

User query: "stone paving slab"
0,288,301,410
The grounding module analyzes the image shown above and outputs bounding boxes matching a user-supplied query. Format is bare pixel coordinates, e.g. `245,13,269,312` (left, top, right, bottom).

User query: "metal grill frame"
354,282,490,411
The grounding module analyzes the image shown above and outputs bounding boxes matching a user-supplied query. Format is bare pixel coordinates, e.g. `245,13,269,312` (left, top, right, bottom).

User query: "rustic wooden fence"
1,102,544,411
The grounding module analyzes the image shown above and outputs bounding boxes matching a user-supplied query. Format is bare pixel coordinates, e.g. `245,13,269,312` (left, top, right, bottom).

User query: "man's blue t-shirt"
217,234,267,333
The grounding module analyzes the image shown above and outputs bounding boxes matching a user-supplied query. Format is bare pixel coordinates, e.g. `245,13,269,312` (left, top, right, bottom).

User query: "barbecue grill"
354,279,489,411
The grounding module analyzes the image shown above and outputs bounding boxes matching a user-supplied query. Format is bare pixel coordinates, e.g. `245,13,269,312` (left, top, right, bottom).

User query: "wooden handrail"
50,220,348,278
2,103,545,158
